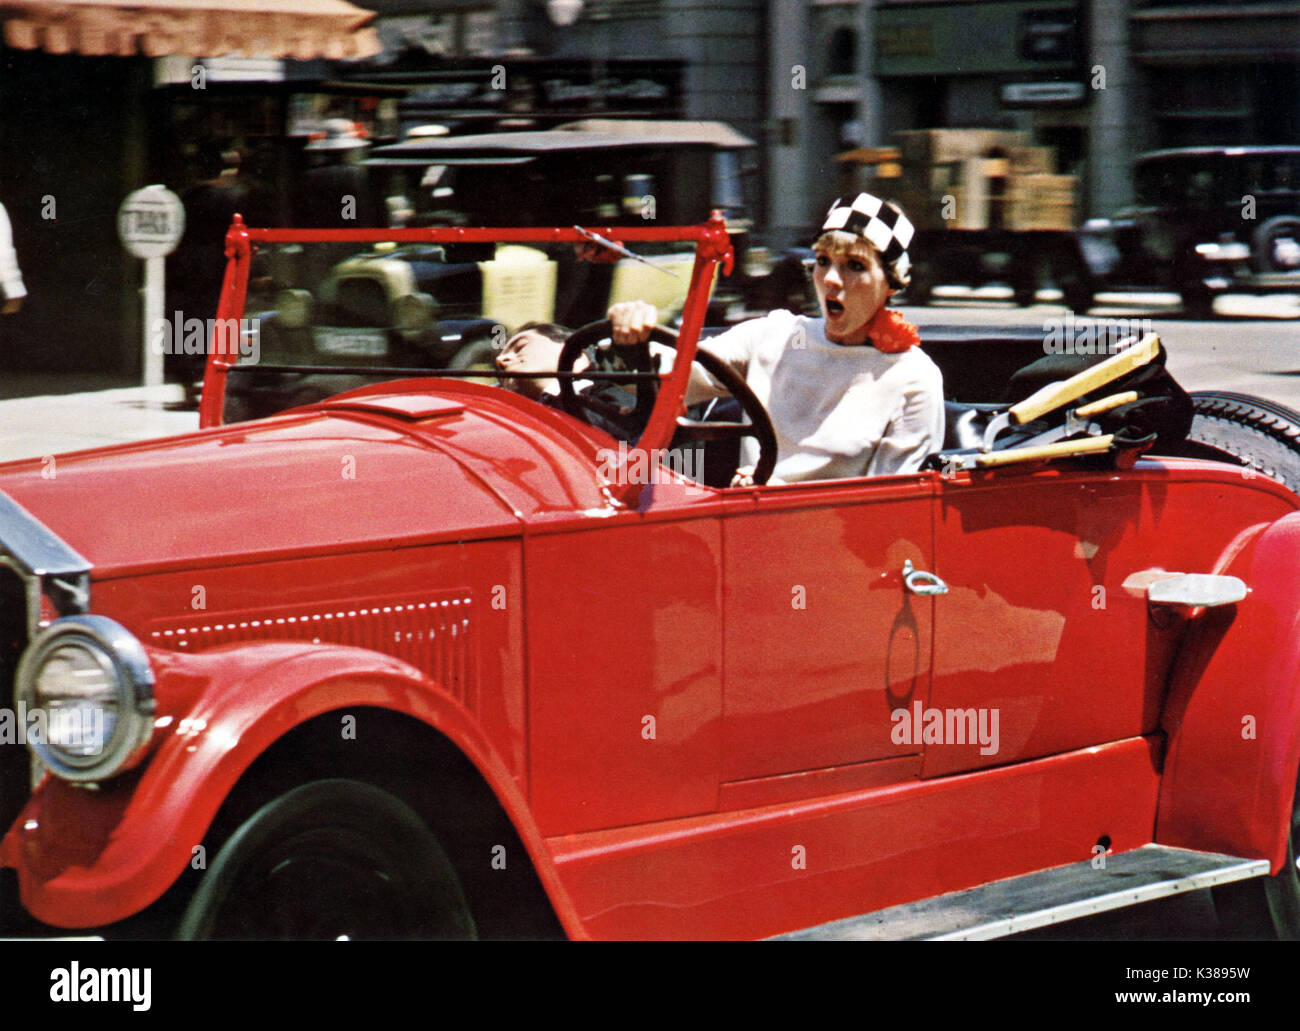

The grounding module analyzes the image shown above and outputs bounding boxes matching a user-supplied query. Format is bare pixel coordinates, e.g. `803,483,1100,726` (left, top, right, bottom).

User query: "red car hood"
0,391,609,579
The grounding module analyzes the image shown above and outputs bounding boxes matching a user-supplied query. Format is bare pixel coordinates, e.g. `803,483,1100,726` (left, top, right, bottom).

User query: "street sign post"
118,186,185,387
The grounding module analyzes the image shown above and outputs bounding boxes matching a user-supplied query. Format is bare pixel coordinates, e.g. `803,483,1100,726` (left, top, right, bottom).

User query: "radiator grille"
149,592,477,707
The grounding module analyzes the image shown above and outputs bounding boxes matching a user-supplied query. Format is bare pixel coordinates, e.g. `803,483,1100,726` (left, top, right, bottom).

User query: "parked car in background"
220,121,818,419
367,119,816,324
1082,146,1300,315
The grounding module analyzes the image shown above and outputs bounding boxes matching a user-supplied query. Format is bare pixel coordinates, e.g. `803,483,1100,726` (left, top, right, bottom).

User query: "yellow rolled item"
1074,390,1141,418
974,434,1115,468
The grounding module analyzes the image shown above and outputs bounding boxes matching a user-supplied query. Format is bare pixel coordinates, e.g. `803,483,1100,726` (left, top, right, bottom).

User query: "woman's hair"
813,230,910,291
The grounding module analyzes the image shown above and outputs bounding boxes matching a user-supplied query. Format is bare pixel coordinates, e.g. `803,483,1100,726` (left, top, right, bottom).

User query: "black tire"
903,261,933,306
1061,280,1094,314
177,779,477,940
1212,769,1300,940
1161,391,1300,495
1010,253,1039,307
1251,216,1300,274
1170,394,1300,936
1180,281,1217,319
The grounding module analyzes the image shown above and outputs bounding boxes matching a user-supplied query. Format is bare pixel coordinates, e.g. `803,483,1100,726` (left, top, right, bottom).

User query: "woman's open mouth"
825,299,844,317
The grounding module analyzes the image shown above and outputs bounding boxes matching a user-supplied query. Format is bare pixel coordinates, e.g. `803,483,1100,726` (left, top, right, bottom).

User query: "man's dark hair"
512,321,571,344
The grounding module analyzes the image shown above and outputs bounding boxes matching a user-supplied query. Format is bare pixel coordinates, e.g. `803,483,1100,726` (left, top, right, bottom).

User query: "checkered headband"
821,193,913,282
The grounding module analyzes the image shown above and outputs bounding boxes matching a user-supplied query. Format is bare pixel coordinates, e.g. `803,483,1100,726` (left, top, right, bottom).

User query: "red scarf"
865,306,920,353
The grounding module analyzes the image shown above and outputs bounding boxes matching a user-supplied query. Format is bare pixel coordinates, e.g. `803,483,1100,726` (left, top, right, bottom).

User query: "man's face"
812,240,894,346
496,329,565,399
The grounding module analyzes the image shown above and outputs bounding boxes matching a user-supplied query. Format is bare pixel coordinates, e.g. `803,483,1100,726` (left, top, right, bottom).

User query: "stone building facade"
764,0,1298,244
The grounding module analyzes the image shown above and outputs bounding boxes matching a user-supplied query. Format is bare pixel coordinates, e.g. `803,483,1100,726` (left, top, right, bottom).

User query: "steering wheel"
556,318,777,485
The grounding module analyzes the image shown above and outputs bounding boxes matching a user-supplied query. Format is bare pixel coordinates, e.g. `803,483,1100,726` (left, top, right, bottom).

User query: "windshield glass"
219,236,701,423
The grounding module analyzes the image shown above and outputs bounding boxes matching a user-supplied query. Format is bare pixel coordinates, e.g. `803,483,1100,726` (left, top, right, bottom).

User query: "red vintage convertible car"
2,214,1300,941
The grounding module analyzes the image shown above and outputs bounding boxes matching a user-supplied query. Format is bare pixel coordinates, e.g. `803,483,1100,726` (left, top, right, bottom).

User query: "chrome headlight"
15,616,155,782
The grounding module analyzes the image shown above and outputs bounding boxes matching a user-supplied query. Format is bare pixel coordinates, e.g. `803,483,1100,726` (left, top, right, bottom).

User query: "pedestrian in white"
0,202,25,314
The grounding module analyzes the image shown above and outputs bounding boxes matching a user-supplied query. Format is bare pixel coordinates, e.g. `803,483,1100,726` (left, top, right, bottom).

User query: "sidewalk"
0,372,138,402
0,381,199,463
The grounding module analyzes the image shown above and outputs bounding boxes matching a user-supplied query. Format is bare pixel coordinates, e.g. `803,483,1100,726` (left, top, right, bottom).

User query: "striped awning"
0,0,381,59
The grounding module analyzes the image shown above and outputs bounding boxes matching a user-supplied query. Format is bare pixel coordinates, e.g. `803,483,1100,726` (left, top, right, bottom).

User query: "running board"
774,845,1269,941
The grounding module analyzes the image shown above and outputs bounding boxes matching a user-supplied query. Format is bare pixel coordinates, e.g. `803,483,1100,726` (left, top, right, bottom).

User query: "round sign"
117,186,185,259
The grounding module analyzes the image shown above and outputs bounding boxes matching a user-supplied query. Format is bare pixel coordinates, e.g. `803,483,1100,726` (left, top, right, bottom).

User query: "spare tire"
1159,391,1300,495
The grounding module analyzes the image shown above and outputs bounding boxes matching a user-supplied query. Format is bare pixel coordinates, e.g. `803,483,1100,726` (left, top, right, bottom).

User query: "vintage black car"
1083,146,1300,315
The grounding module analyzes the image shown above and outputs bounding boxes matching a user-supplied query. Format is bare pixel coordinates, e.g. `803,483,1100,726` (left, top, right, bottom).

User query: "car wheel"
903,261,933,306
176,779,477,940
1060,279,1094,314
1251,216,1300,274
1162,391,1300,495
1212,769,1300,940
1179,281,1217,319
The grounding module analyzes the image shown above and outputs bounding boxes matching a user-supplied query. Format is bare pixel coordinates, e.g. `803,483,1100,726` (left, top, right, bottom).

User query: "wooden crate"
1009,146,1056,175
890,131,1070,231
1003,174,1076,230
895,128,1031,165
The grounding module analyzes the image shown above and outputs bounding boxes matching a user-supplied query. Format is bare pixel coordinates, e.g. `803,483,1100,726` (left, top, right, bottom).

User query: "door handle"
903,559,949,596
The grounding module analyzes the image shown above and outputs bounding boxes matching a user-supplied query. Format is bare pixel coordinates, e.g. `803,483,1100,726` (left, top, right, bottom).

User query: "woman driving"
608,192,945,485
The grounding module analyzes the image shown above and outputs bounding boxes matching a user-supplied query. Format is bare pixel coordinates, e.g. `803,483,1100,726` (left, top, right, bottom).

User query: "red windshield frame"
198,214,734,503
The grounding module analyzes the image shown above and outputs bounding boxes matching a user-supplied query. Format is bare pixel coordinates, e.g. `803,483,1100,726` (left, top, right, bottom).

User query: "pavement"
904,288,1300,412
0,380,198,464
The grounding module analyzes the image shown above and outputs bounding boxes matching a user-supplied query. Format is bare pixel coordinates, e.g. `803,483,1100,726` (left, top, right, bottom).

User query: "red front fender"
2,641,584,935
1157,513,1300,872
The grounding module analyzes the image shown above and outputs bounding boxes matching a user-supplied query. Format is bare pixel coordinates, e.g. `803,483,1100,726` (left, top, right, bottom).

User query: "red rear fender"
1158,512,1300,871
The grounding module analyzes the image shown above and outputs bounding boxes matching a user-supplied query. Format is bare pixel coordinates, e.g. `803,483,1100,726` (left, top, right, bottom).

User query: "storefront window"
828,27,858,77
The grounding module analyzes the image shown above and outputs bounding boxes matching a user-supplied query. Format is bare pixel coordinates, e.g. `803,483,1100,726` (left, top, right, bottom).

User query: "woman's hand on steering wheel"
556,310,779,486
608,301,660,347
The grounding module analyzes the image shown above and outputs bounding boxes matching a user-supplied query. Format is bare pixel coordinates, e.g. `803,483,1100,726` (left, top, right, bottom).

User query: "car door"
719,473,937,804
923,467,1197,778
